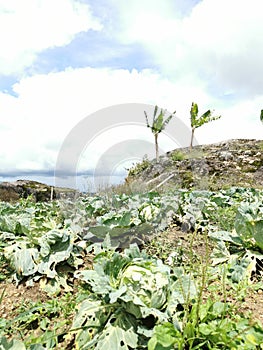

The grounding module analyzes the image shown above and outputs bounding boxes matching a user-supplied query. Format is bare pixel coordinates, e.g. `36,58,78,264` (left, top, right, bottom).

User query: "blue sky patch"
26,30,155,74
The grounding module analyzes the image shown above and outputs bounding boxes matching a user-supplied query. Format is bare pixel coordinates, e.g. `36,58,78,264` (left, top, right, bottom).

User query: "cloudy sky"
0,0,262,190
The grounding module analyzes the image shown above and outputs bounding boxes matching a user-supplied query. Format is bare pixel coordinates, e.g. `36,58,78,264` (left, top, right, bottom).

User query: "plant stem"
155,133,159,162
190,128,195,151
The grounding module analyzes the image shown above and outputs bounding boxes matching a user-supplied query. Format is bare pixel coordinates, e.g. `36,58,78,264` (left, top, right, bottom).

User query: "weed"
170,150,185,162
127,155,151,177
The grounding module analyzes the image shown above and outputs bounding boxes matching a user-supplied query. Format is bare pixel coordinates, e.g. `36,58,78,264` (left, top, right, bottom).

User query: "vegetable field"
0,187,263,349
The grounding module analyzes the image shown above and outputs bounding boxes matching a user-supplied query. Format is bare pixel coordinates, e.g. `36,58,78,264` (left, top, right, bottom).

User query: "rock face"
0,180,79,202
126,139,263,191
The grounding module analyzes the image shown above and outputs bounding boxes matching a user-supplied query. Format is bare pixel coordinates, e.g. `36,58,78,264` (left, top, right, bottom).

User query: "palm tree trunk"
155,133,159,162
190,128,195,151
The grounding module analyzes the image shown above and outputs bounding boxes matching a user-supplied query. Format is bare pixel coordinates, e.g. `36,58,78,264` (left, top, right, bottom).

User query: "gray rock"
219,151,233,160
125,139,263,190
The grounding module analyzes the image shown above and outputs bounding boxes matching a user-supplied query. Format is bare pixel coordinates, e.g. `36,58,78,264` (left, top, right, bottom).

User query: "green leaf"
124,243,148,259
39,276,59,295
75,269,112,295
211,301,227,317
73,299,111,349
148,323,177,350
89,226,110,239
252,221,263,251
229,258,250,283
37,230,73,279
109,285,127,303
119,212,132,227
190,102,221,129
154,112,164,132
11,246,39,276
200,109,212,122
210,240,231,265
95,324,138,350
153,105,158,119
198,322,215,336
104,253,130,282
38,229,72,257
190,103,198,128
119,261,170,310
235,202,263,251
146,106,173,135
73,298,108,329
169,275,197,306
108,226,131,238
208,230,242,245
0,337,26,350
29,345,46,350
163,114,173,128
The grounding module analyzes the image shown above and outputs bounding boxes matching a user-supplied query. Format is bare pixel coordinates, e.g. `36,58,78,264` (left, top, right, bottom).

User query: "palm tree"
145,105,175,162
190,102,221,150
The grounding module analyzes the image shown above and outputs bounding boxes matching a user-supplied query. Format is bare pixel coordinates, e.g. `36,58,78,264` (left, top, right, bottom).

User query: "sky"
0,0,262,190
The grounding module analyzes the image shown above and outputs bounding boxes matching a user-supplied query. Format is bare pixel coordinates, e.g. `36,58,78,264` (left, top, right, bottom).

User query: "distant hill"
0,179,79,202
125,139,263,191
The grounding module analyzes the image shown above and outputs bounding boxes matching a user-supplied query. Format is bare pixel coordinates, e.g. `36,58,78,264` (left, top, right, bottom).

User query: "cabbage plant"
72,244,196,349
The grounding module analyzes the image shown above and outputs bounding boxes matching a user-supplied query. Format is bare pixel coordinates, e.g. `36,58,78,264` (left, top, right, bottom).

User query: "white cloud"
0,0,102,75
115,0,180,44
182,0,263,95
0,67,190,175
0,0,262,189
0,65,261,181
113,0,263,98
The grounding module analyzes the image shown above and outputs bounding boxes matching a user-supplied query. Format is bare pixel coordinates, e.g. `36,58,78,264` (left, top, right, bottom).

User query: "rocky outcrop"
126,139,263,191
0,180,79,202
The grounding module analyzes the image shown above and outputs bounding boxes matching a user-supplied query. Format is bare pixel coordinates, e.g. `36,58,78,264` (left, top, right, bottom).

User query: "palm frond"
144,111,150,128
162,114,173,129
153,105,158,123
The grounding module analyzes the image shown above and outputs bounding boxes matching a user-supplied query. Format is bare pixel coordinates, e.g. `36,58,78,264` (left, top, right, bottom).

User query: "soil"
0,282,48,320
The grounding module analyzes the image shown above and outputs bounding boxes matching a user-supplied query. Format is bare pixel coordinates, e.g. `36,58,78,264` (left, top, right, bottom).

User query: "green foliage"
190,102,221,150
2,228,82,295
149,301,263,349
1,186,263,348
144,105,175,162
145,106,174,135
235,201,263,251
260,109,263,123
73,244,197,349
209,190,263,283
128,155,151,177
170,150,185,162
0,337,26,350
190,102,221,129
